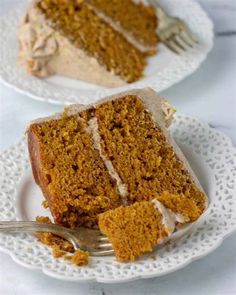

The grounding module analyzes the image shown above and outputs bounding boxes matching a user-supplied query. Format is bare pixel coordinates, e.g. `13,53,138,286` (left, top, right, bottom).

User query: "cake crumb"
42,199,49,208
65,249,89,266
36,215,51,223
35,216,89,265
52,245,66,258
149,254,157,260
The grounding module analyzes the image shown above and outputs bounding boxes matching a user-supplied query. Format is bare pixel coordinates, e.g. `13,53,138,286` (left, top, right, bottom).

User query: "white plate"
0,0,213,105
0,114,235,283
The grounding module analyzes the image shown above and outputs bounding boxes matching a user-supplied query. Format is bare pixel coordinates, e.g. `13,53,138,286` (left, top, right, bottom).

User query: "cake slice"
18,0,158,86
27,88,207,230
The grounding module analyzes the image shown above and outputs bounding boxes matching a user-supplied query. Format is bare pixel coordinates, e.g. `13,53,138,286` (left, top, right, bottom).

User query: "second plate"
0,0,213,105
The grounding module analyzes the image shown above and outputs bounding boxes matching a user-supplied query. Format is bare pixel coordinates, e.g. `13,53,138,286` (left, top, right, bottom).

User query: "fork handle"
0,221,78,249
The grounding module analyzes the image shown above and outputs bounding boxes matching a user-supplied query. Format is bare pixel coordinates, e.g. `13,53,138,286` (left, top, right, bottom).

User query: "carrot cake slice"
18,0,158,86
27,88,207,233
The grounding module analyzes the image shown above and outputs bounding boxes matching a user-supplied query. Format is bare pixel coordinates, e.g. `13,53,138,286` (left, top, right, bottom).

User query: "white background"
0,0,236,294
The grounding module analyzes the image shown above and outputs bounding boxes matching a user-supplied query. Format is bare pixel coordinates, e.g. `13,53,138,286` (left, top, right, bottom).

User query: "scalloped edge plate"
0,115,235,283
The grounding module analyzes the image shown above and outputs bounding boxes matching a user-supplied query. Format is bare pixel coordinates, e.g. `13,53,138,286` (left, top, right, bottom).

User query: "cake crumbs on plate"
36,215,51,223
65,249,89,266
35,216,89,266
52,245,66,258
41,199,49,208
148,254,157,260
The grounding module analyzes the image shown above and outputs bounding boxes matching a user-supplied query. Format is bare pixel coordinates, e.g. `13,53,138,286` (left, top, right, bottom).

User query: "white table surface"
0,0,236,294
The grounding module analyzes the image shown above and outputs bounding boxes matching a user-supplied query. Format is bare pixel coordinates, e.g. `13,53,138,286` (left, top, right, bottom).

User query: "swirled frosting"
18,10,58,77
161,100,176,127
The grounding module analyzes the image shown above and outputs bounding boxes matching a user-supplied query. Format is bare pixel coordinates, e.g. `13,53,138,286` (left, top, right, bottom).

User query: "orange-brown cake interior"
37,0,146,83
155,191,202,223
28,113,121,228
98,201,168,261
88,0,158,51
94,95,206,222
28,91,206,232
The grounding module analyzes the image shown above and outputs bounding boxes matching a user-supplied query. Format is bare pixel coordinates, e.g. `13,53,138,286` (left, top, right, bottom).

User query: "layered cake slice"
18,0,158,86
27,88,207,235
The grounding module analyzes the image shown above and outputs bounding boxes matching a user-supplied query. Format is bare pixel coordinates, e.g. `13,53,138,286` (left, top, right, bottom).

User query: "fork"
150,1,198,54
0,221,114,256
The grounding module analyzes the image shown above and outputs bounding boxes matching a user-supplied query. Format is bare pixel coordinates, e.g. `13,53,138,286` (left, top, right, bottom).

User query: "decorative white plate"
0,115,235,283
0,0,213,105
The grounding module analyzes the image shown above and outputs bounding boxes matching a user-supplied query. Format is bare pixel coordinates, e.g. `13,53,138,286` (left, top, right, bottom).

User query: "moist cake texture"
87,0,158,53
27,88,207,238
94,96,206,220
18,0,158,85
37,0,146,82
98,192,202,262
99,201,169,261
29,114,121,228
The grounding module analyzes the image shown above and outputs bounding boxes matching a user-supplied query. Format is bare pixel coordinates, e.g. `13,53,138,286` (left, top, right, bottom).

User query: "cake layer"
98,201,169,261
87,0,158,55
28,114,122,228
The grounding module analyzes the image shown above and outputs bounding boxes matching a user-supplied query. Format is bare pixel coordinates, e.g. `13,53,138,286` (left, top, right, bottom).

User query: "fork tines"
161,26,198,55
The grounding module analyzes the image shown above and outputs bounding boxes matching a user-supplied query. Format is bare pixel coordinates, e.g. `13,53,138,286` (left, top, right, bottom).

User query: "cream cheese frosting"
152,199,185,233
161,100,177,127
151,199,186,245
18,1,126,87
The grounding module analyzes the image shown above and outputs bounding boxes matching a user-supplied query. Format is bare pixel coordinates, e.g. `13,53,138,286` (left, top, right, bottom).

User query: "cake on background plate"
27,88,207,262
18,0,158,86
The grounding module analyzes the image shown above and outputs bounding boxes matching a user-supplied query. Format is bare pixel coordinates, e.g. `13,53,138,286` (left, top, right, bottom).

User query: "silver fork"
0,221,114,256
150,1,198,54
